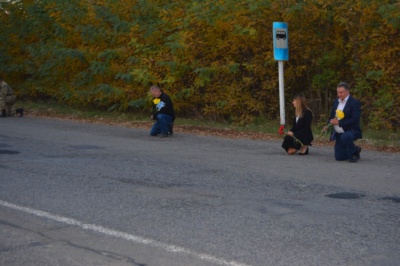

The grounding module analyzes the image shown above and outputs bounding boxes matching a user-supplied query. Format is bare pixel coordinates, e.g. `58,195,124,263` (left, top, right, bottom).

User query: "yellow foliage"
0,0,399,128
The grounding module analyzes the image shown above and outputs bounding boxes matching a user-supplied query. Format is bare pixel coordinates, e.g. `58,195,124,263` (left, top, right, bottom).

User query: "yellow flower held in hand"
335,110,345,120
153,98,161,105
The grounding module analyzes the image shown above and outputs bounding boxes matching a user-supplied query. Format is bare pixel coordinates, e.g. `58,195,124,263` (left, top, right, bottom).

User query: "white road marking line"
0,200,250,266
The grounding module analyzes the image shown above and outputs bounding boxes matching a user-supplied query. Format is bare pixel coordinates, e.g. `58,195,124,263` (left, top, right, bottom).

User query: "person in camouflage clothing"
0,76,23,117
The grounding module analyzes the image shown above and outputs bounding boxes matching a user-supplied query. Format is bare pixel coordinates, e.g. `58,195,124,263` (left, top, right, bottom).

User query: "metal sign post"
278,61,285,125
273,22,289,133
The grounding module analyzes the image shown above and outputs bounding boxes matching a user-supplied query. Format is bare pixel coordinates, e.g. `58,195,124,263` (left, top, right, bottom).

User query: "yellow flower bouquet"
335,109,345,120
317,110,345,140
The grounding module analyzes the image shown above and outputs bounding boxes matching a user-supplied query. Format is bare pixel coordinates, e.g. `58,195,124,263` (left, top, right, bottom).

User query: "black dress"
282,109,314,152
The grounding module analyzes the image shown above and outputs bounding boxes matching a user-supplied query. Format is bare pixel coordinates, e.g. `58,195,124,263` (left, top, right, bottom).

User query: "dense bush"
0,0,399,129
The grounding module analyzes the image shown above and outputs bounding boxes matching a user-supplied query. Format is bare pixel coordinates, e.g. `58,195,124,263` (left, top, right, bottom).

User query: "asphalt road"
1,117,399,266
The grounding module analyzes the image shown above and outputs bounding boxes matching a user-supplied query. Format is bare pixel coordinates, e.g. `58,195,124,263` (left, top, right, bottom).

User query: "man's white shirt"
334,95,349,133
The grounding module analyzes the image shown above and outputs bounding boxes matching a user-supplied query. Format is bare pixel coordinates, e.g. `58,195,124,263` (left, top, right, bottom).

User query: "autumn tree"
0,0,398,129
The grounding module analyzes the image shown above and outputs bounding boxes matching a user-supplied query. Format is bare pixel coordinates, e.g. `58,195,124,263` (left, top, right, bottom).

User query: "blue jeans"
334,131,357,161
150,114,173,136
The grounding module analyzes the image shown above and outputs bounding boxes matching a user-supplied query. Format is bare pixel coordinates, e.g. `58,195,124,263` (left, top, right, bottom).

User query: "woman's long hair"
294,93,312,118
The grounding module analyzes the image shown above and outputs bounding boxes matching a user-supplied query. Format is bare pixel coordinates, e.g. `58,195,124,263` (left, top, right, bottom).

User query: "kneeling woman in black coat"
282,93,314,155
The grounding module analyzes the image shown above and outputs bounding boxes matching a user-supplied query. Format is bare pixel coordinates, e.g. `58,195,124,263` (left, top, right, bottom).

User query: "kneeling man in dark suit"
324,82,362,163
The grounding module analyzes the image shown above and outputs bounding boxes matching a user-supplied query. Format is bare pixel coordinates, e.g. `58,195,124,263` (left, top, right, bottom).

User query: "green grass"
360,130,400,148
19,100,149,122
17,100,400,151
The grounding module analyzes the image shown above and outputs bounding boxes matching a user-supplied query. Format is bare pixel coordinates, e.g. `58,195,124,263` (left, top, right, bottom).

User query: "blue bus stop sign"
273,22,289,61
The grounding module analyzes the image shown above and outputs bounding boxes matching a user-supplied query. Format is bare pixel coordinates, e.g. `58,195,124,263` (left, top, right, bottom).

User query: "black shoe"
168,124,174,135
0,109,6,117
16,108,24,117
349,157,358,163
349,152,359,163
159,134,168,138
298,147,309,155
354,146,361,160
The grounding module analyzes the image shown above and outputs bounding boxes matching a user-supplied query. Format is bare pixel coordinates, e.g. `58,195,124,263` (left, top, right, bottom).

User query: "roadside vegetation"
1,0,399,131
2,0,399,152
